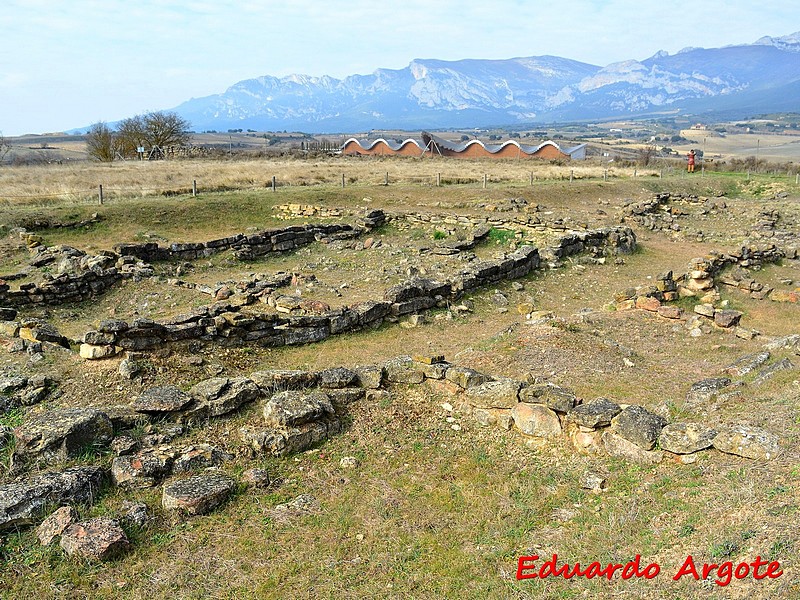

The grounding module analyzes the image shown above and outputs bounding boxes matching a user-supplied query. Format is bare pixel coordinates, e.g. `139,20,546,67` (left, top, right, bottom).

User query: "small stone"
610,405,667,450
121,501,149,528
714,310,742,328
339,456,360,469
579,472,607,493
241,468,271,488
36,506,78,546
60,517,130,560
162,472,237,516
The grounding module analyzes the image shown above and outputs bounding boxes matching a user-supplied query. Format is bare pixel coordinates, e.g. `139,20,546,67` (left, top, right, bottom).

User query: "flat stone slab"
162,472,237,515
659,422,718,454
723,351,770,377
713,425,779,460
466,379,521,409
685,377,732,405
60,517,130,560
133,385,192,413
189,377,260,417
519,383,576,413
566,398,621,428
0,466,104,530
263,390,334,427
13,408,113,459
610,405,667,451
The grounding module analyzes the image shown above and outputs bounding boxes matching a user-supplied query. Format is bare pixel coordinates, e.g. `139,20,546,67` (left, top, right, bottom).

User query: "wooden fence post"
569,170,574,183
272,176,277,192
437,172,441,187
192,180,197,197
342,173,345,188
483,174,487,189
98,185,104,205
385,171,389,186
529,171,533,186
604,169,608,182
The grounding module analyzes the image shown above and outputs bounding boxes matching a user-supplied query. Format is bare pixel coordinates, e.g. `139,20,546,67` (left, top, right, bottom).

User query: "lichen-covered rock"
162,472,237,516
60,517,130,560
519,383,576,413
685,377,732,405
714,310,742,328
511,403,562,437
659,422,718,454
133,386,192,414
13,408,113,460
36,505,78,545
565,398,621,428
353,365,385,389
609,405,667,450
724,351,770,377
0,466,104,530
79,343,119,360
250,369,319,392
444,365,489,389
601,431,663,464
712,425,779,460
189,377,260,417
262,390,334,427
383,356,425,384
111,449,174,488
318,367,358,389
466,379,521,409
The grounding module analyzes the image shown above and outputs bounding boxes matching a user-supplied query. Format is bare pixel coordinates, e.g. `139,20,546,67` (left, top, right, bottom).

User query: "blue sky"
1,0,797,136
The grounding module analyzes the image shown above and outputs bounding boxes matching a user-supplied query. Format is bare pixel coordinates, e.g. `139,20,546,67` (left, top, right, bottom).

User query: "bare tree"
115,115,147,158
114,111,191,158
85,122,116,162
0,131,10,162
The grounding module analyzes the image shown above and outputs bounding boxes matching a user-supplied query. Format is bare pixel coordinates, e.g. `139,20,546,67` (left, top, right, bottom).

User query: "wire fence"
2,165,798,207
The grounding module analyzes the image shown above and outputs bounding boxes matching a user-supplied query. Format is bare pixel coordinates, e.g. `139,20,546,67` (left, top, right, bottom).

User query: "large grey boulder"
189,377,260,417
713,425,779,460
601,431,663,464
511,403,562,437
60,517,130,560
466,379,522,409
609,405,667,450
0,466,105,530
659,423,717,454
162,472,237,516
519,383,576,413
724,351,770,377
133,386,192,414
250,369,319,392
13,408,113,460
262,390,334,427
566,398,621,429
685,377,732,405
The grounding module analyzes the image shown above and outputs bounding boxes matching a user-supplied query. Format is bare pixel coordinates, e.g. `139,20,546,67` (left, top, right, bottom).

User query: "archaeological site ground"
0,156,798,599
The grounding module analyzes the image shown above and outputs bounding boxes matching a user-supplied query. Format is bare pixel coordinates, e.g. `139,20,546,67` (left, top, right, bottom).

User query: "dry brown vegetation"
1,156,799,599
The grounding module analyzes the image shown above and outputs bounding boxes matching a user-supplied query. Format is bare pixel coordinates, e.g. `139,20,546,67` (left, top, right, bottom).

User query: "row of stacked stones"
0,353,781,560
621,192,685,233
114,222,363,263
0,247,154,307
75,225,636,360
615,244,792,329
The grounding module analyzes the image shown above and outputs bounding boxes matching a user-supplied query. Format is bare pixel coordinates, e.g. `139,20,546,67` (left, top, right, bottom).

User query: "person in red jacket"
687,149,696,173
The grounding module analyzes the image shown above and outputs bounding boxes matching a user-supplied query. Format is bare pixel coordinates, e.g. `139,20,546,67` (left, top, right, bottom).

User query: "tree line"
86,111,191,162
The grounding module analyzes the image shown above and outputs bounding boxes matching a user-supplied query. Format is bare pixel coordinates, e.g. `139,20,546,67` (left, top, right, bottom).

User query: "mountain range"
171,33,800,133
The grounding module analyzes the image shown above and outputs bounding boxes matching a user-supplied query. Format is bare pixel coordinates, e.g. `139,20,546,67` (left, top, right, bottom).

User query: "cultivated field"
0,155,799,599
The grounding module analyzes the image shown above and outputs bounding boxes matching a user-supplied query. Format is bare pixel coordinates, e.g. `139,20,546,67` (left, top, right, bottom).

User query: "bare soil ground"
0,158,798,599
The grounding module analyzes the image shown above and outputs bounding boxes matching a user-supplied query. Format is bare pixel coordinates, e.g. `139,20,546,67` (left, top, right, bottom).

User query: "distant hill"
169,32,800,132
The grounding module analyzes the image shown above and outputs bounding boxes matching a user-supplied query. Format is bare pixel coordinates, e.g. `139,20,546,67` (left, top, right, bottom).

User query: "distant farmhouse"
342,131,586,160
